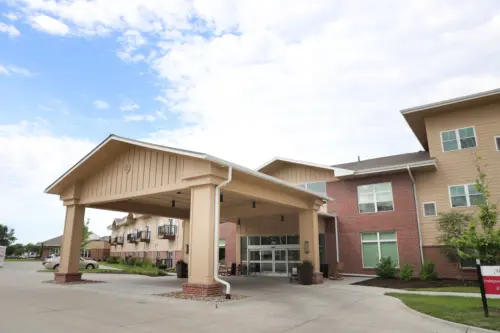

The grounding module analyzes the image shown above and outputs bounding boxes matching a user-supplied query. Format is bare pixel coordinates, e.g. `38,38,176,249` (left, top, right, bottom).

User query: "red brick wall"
220,222,236,264
89,249,110,261
423,246,477,280
327,172,422,275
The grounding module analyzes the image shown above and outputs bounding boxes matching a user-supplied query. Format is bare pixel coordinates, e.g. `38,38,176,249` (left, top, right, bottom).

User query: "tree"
6,243,24,256
24,243,41,254
81,219,90,250
0,224,17,247
439,156,500,265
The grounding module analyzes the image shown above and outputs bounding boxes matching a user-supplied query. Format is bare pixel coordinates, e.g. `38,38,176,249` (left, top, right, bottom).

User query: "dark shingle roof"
37,235,63,247
332,151,431,172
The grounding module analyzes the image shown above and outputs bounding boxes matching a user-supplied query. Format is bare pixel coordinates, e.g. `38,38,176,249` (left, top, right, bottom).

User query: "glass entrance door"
247,246,300,276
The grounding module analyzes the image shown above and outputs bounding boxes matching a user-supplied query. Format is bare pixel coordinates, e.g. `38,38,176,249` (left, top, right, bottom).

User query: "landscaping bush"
134,259,143,267
375,257,397,279
142,259,153,268
400,263,414,281
118,257,126,265
126,257,136,266
106,256,119,264
157,264,168,270
420,260,439,281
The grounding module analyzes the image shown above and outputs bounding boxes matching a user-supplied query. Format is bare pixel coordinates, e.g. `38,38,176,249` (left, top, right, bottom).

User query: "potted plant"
299,260,313,285
176,259,188,278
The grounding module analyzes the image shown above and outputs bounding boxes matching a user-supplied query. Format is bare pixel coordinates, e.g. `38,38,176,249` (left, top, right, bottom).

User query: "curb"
387,294,499,333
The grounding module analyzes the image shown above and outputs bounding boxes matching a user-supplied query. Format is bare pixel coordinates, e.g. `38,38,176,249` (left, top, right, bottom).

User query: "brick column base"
312,272,324,284
54,272,82,283
182,282,224,296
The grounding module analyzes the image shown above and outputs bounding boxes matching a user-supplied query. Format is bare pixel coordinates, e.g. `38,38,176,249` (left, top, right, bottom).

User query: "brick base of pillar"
182,282,224,296
54,272,82,283
312,272,324,284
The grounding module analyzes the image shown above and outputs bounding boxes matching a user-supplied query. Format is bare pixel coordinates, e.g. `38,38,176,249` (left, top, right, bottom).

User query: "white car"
43,257,99,270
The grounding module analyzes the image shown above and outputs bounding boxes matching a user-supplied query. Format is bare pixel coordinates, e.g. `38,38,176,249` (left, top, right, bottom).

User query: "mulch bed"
43,279,106,285
353,278,478,289
155,291,248,303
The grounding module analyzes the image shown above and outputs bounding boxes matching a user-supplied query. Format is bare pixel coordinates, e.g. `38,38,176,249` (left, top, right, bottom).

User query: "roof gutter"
214,166,233,299
407,165,424,264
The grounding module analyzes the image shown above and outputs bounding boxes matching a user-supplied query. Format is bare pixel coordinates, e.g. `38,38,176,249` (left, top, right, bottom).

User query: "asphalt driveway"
0,261,488,333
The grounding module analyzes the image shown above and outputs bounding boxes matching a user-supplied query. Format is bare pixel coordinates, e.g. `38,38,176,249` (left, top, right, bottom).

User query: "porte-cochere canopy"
45,135,332,294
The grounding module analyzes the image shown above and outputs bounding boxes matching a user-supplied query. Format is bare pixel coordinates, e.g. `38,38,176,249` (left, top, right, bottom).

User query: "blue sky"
0,0,499,243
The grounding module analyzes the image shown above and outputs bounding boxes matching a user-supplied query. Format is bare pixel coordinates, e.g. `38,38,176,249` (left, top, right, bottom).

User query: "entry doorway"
248,247,300,276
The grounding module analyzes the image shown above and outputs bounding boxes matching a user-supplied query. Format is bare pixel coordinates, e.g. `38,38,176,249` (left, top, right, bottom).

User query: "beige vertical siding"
80,147,189,202
267,164,336,184
415,103,500,245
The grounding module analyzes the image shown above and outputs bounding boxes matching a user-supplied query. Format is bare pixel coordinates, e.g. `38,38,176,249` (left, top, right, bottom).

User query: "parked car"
43,257,99,270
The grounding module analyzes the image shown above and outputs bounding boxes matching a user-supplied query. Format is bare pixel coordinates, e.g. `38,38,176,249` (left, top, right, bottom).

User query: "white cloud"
30,14,69,35
93,99,109,110
0,121,120,243
0,64,34,77
124,114,156,122
3,0,500,241
120,102,140,111
0,22,20,37
4,12,19,21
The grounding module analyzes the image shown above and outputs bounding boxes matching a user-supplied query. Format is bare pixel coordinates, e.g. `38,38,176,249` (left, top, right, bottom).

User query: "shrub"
118,257,126,265
134,259,143,267
375,257,397,279
399,263,414,281
106,256,119,264
142,259,153,268
420,260,439,281
157,264,168,270
126,257,136,266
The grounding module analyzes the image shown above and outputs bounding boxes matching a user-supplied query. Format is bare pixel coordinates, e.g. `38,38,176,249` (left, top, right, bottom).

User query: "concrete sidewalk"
0,262,496,333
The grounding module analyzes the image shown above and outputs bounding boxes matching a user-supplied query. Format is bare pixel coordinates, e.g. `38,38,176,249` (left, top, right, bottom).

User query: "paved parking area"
0,262,488,333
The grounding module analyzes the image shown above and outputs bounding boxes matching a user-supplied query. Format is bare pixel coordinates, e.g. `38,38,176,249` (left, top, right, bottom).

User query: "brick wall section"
423,246,477,280
220,223,236,264
327,172,422,275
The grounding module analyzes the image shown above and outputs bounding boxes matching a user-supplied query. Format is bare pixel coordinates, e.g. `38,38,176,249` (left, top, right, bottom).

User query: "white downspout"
335,216,340,263
214,166,233,299
407,165,424,264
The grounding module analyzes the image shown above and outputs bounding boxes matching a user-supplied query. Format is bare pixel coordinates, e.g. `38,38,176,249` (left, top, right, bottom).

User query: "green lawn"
404,286,480,293
5,258,41,262
38,265,168,276
387,293,500,331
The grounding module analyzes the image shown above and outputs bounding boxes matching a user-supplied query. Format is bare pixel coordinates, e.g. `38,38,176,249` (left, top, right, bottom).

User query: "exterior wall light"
185,244,189,254
172,200,176,208
304,240,310,254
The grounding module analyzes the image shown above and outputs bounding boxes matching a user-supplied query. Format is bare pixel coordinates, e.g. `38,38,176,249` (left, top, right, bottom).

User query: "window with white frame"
423,202,437,217
441,127,477,152
357,182,394,213
495,136,500,151
50,247,60,255
81,249,91,258
297,182,327,196
449,184,485,207
361,232,399,268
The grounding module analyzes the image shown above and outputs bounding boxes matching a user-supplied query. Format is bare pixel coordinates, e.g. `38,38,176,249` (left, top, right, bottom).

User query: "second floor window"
297,182,327,196
441,127,476,152
449,184,485,207
357,182,394,213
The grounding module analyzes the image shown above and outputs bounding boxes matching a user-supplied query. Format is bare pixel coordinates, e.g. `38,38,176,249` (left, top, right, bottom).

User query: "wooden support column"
55,202,85,283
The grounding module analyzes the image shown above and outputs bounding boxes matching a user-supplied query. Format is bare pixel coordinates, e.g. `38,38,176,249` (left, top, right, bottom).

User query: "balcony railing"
116,236,124,245
158,225,177,240
137,231,150,243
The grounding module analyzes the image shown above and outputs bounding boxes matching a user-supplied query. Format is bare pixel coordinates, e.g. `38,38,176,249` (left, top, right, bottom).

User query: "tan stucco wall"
85,240,110,250
265,164,336,185
415,103,500,245
110,215,184,254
